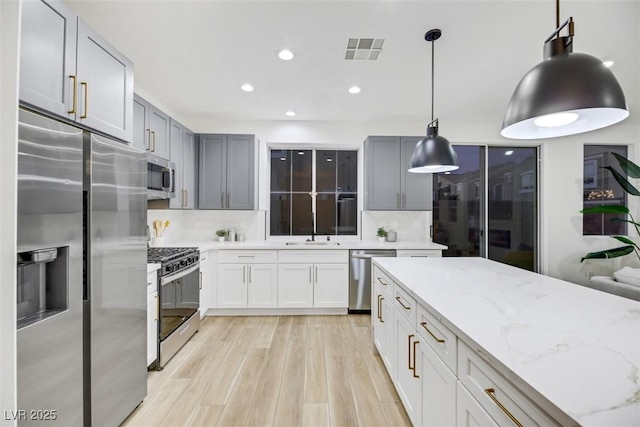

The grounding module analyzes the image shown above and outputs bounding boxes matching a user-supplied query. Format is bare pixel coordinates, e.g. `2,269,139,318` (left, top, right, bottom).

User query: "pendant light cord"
556,0,560,29
431,37,435,123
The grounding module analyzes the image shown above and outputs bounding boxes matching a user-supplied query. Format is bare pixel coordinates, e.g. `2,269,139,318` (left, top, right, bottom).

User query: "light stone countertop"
152,240,447,253
373,257,640,426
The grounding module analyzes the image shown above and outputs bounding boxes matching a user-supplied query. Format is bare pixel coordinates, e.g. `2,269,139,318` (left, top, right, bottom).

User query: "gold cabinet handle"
80,81,88,118
412,340,420,378
150,131,156,152
407,334,417,372
484,388,523,427
68,75,77,114
376,276,388,286
420,321,445,344
379,295,384,322
145,129,151,151
395,296,411,310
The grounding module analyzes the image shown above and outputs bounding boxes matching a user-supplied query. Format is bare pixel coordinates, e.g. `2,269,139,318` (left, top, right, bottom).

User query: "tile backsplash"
147,209,433,243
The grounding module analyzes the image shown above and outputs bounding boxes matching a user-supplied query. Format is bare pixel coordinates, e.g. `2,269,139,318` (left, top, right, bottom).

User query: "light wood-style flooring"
122,315,410,427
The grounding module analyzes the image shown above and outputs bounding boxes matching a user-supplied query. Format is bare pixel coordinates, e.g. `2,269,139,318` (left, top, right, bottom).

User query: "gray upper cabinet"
20,0,76,117
365,136,432,210
20,0,134,142
132,94,171,159
199,134,256,210
169,120,196,209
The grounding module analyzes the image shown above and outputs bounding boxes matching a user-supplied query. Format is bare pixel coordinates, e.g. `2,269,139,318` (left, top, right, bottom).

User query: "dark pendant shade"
409,126,459,173
501,16,628,139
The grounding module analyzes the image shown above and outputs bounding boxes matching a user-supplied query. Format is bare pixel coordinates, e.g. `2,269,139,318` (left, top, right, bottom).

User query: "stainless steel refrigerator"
16,108,147,426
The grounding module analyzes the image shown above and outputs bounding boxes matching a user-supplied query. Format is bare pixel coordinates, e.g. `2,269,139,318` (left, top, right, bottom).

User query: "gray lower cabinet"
364,136,433,210
169,120,196,209
132,94,171,159
20,0,133,142
198,134,256,210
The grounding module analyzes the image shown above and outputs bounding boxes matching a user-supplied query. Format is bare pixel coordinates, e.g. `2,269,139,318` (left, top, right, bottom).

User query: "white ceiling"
64,0,639,130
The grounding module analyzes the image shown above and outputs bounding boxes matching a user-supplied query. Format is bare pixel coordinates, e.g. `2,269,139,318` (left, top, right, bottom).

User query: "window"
270,149,357,236
583,145,628,236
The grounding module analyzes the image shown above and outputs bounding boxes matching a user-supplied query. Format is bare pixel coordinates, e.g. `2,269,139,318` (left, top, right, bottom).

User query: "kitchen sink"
285,241,341,246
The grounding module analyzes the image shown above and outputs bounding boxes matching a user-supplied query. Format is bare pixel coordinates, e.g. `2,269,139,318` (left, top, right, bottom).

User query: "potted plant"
581,153,640,283
215,229,227,242
377,227,387,243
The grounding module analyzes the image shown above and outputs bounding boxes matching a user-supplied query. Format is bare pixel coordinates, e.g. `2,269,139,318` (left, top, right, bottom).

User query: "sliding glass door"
433,145,538,272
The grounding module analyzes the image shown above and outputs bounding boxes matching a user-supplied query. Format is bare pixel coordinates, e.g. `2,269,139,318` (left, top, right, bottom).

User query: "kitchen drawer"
393,283,416,325
416,303,457,373
373,266,394,297
218,250,277,264
277,249,348,264
458,341,560,427
396,249,442,257
200,250,208,263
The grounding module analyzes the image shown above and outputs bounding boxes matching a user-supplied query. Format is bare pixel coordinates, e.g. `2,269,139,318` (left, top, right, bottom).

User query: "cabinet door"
226,135,255,210
420,342,456,427
76,20,133,142
373,283,394,373
247,264,278,308
20,0,77,118
313,263,348,308
456,383,498,427
365,136,402,210
394,313,420,425
169,120,184,209
132,95,150,152
148,105,171,159
277,264,313,308
146,291,158,366
401,137,433,210
218,264,247,308
182,129,196,209
199,134,227,209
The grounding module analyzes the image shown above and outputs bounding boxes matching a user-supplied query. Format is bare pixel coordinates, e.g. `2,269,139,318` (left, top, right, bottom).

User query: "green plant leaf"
612,235,639,248
609,218,640,227
602,166,640,196
580,205,629,215
612,152,640,179
580,245,635,262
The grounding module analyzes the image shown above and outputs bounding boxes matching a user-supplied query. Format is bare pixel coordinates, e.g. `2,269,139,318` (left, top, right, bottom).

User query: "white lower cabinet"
394,313,420,425
146,270,158,367
372,279,394,373
456,382,498,427
277,264,314,308
218,263,277,308
420,341,456,426
313,263,348,307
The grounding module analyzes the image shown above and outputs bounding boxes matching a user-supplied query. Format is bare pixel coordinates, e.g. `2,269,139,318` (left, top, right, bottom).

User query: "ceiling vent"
345,38,384,60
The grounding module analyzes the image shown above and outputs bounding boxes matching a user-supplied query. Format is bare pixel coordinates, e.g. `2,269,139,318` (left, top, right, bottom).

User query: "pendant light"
501,0,628,139
409,29,459,174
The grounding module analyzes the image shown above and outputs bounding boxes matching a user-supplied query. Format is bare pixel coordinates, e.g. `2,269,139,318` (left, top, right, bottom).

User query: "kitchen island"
372,257,640,426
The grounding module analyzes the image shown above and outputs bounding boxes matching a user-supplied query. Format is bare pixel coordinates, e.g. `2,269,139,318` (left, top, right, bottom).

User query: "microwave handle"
162,167,174,192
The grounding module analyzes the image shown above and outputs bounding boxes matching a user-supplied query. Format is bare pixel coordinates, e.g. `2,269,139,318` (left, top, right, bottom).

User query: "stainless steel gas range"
147,247,200,368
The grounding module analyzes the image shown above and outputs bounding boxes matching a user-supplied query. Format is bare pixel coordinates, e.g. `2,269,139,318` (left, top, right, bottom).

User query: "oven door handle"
161,262,200,285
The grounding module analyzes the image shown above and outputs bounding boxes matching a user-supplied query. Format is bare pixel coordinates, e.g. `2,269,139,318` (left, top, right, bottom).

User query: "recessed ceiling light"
603,60,614,68
298,151,305,155
348,86,361,94
240,83,254,92
505,150,514,156
278,49,294,61
326,158,333,162
285,110,296,117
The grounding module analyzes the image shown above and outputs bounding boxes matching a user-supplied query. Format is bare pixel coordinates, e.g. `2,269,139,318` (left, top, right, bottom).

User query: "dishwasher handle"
350,252,396,259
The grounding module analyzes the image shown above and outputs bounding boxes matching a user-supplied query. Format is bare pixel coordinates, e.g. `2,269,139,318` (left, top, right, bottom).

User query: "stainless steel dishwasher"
349,249,396,313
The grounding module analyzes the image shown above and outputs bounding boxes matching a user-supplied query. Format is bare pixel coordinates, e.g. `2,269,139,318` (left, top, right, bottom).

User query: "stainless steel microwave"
147,155,175,200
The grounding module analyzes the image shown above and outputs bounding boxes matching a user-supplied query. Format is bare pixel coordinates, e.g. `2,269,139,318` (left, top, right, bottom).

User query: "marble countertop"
373,257,640,426
150,240,447,252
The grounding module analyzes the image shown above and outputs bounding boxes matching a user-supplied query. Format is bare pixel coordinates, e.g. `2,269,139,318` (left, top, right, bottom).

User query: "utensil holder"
151,237,165,247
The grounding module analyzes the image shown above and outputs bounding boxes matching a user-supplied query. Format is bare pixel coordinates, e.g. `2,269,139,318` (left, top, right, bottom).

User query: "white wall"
0,0,20,424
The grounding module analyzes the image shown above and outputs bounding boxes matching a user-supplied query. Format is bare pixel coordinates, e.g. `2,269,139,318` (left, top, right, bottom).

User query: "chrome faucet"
307,212,316,242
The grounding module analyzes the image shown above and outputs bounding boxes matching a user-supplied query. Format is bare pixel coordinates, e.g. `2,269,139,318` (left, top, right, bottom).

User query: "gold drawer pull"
80,82,88,118
484,388,523,427
379,295,384,322
420,321,445,343
412,340,420,378
376,276,388,286
68,75,77,114
407,334,414,371
395,296,411,310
